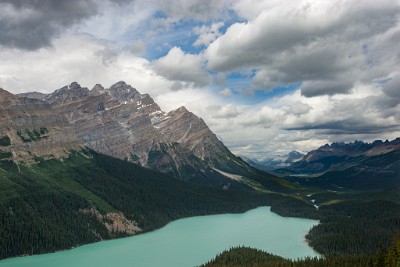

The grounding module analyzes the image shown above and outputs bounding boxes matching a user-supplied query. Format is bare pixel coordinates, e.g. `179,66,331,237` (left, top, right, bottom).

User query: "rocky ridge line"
0,88,81,162
43,81,257,189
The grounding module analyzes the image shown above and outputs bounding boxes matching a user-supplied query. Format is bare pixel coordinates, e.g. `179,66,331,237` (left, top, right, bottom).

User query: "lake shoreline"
0,206,319,267
0,207,268,261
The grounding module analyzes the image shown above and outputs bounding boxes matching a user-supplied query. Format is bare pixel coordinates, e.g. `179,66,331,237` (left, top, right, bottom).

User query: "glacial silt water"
0,207,319,267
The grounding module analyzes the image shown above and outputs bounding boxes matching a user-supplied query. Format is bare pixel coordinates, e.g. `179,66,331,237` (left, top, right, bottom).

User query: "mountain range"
1,83,283,259
275,139,400,190
242,150,304,172
2,81,294,192
1,81,399,261
44,81,256,189
4,81,399,193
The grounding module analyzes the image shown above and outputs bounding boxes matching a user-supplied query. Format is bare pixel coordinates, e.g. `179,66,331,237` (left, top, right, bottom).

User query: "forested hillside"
0,149,314,260
201,235,400,267
277,139,400,191
1,149,399,261
0,149,264,259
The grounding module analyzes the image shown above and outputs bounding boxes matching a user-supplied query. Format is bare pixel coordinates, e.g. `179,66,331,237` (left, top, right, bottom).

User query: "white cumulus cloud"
152,46,209,87
206,0,400,97
193,22,225,47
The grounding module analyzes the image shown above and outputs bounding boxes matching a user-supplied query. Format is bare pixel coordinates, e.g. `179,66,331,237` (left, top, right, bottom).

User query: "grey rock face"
0,88,81,162
278,139,400,191
46,81,255,189
44,82,89,105
277,139,400,176
17,92,47,100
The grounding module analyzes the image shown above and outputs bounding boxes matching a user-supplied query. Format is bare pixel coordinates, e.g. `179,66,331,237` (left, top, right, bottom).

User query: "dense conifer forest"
0,150,266,259
0,149,399,261
201,235,400,267
306,200,400,256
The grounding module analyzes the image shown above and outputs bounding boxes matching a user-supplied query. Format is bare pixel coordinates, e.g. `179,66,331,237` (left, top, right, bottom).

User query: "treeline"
201,246,372,267
201,235,400,267
0,149,324,260
307,200,400,256
0,150,272,260
376,235,400,267
0,149,399,260
270,196,318,219
88,150,333,231
270,193,400,256
74,150,271,232
0,191,109,259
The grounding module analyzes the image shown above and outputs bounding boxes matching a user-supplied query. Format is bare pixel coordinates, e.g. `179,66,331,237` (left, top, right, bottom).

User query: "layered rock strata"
0,88,81,162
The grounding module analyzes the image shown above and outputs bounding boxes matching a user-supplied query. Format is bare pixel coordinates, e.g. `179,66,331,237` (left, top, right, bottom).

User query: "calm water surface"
0,207,319,267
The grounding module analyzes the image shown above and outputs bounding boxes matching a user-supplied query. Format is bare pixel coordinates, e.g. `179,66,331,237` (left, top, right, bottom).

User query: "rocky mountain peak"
45,82,89,104
110,81,127,87
310,140,377,160
69,81,81,90
390,138,400,145
90,84,106,96
0,88,20,106
176,106,188,113
292,138,400,169
17,92,47,100
285,150,304,162
276,138,399,191
108,81,140,102
242,150,304,171
39,81,264,189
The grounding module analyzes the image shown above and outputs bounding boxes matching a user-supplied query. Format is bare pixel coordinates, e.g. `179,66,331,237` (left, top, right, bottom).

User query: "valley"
1,1,399,266
274,139,400,190
0,207,318,267
0,84,399,266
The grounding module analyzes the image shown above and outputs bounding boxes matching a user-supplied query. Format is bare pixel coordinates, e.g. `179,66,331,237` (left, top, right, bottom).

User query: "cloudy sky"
1,0,400,159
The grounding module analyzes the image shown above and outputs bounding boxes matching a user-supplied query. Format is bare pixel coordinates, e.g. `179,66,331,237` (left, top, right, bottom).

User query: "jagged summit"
17,91,47,100
43,81,232,186
0,88,20,105
5,82,285,191
108,81,141,102
275,138,400,190
90,84,106,96
40,81,279,190
69,81,81,89
44,82,89,104
111,80,128,87
176,106,188,112
242,150,305,172
302,139,400,162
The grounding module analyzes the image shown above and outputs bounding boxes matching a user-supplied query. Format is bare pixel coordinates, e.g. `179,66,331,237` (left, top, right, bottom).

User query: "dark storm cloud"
108,0,132,5
285,120,400,135
383,75,400,99
301,80,353,97
156,0,231,21
0,0,100,50
207,0,400,97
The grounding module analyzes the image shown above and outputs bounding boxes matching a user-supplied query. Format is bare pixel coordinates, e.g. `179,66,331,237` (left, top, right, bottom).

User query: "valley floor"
0,149,399,264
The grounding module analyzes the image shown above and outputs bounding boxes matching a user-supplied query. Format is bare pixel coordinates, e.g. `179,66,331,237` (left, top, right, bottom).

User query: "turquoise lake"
0,207,319,267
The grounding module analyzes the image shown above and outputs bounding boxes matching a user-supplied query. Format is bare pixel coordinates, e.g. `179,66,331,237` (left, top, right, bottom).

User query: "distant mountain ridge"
277,139,400,190
17,91,47,100
279,139,400,174
242,150,304,171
